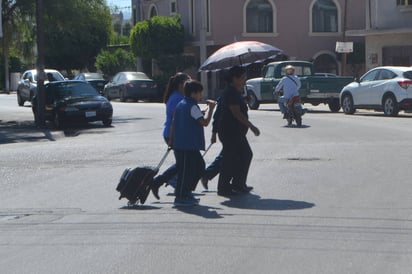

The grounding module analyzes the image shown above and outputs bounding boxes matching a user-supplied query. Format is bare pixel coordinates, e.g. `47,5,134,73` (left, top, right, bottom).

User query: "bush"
95,48,136,78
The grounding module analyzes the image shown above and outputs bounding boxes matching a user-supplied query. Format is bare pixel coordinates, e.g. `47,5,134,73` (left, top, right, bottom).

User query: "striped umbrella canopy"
199,40,283,71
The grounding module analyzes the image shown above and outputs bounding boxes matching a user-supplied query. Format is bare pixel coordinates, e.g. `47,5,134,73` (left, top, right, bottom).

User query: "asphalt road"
1,92,412,274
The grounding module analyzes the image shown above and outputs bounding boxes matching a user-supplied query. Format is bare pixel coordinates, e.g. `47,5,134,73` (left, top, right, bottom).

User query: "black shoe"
151,177,162,200
233,185,253,193
200,176,209,190
217,190,237,197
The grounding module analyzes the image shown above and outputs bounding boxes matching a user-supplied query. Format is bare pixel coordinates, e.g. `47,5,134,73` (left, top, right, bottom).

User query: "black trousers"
174,150,205,199
217,135,253,192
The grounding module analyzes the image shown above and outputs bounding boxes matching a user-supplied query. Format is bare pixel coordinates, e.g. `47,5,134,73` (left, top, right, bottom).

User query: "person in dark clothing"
171,80,216,206
217,66,260,197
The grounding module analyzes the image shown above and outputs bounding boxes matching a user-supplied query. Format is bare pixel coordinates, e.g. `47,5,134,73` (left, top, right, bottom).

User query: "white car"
17,69,65,106
340,66,412,116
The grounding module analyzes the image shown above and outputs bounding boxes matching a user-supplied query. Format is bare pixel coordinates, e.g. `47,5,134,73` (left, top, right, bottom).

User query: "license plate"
85,111,96,118
140,83,147,88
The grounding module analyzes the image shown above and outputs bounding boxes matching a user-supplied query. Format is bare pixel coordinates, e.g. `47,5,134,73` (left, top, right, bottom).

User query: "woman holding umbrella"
217,66,260,197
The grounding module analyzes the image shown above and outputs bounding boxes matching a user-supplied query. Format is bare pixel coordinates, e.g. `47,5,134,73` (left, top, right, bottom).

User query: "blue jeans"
278,96,287,114
203,150,223,180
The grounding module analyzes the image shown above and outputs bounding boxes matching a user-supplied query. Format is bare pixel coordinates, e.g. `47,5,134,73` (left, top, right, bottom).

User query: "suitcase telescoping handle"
155,148,172,171
202,143,213,157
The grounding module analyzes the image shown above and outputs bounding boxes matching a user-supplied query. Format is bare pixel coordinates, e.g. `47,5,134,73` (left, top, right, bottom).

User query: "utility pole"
36,0,46,127
199,0,208,98
341,0,348,76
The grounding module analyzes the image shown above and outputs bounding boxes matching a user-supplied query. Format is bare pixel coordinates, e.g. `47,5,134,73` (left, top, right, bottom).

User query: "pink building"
132,0,366,96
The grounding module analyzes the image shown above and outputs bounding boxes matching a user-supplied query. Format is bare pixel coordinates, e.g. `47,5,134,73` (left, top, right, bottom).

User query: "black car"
103,71,160,102
32,80,113,128
73,72,107,94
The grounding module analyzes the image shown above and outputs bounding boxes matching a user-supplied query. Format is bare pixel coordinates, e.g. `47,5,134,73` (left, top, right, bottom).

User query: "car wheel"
383,95,399,117
17,92,24,106
102,119,112,127
247,90,260,110
328,99,341,112
341,94,355,114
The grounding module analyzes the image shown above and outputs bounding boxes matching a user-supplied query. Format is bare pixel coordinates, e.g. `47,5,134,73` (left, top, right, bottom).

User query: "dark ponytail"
163,72,190,103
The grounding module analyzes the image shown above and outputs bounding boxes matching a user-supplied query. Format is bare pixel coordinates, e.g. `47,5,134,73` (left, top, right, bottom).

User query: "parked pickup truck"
245,61,354,112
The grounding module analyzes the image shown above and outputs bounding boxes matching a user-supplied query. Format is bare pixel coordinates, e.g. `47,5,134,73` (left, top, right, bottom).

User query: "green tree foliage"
1,0,35,89
42,0,112,71
95,48,136,78
130,15,184,60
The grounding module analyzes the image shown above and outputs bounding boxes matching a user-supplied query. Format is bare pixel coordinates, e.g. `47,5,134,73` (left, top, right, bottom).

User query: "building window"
397,0,411,6
170,0,177,15
246,0,273,33
312,0,338,32
150,5,158,18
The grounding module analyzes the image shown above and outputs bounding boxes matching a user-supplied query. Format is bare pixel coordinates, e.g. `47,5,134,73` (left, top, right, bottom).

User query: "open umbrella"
199,40,283,71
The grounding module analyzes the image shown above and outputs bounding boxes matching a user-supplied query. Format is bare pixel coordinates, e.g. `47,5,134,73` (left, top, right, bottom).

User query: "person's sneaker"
217,189,237,197
187,193,200,203
233,185,253,194
151,177,162,200
174,197,198,207
200,176,209,190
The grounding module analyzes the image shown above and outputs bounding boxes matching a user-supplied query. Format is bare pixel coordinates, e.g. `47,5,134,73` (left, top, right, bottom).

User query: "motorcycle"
285,96,303,127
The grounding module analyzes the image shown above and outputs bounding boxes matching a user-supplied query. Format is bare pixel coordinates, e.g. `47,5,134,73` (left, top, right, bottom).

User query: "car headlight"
101,102,112,109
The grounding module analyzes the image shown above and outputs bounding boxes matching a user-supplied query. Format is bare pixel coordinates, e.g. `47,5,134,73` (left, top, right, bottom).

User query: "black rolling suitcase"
116,149,170,206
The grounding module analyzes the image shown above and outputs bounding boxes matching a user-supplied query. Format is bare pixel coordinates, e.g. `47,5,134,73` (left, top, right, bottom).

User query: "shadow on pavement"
0,119,113,144
119,204,161,210
0,120,57,144
221,193,315,211
173,204,224,219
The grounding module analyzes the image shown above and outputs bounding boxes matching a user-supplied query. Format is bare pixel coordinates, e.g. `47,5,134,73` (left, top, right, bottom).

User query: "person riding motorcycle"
274,65,301,119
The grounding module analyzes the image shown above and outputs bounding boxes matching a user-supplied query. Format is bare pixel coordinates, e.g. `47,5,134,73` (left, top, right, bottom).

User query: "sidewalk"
0,92,59,144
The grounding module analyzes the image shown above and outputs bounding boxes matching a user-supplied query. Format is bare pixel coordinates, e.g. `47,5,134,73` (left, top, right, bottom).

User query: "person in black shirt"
217,66,260,197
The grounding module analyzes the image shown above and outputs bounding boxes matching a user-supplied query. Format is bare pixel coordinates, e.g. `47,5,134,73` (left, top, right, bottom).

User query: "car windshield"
403,71,412,79
126,72,150,80
54,82,99,99
34,71,65,82
85,73,104,80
